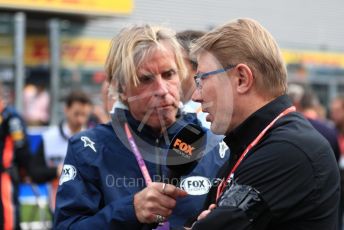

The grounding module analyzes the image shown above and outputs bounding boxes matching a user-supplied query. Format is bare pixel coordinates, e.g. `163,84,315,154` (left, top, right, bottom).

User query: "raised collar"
223,94,292,157
112,107,202,146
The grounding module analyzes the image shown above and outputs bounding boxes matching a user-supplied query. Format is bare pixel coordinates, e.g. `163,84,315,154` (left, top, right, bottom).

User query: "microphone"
166,123,206,186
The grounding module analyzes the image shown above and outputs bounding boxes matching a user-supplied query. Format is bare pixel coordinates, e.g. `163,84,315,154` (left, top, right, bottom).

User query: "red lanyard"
216,106,296,202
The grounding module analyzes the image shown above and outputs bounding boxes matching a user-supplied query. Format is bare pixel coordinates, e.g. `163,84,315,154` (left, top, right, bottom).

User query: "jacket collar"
223,94,293,157
112,101,202,146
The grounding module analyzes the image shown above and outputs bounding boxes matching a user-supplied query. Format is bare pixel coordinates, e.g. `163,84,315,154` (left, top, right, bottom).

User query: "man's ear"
235,64,254,94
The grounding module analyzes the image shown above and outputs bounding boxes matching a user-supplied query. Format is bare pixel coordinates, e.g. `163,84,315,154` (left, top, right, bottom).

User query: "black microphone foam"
166,123,206,186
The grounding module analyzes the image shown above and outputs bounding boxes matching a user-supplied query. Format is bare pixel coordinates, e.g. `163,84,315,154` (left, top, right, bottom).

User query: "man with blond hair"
188,18,339,229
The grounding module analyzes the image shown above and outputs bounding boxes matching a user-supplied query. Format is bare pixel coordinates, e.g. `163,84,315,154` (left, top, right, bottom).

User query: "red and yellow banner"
0,36,12,62
282,49,344,68
0,0,133,16
25,36,111,67
1,35,344,70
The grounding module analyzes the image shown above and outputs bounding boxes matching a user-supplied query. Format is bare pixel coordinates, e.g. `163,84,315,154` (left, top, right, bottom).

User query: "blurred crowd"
0,80,113,229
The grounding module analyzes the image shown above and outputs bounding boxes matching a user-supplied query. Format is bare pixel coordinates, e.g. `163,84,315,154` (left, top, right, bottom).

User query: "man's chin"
210,122,228,135
144,115,176,132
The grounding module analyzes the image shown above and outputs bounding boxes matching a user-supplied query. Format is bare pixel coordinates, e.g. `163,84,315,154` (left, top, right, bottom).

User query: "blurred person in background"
23,83,50,126
331,96,344,164
289,84,342,228
88,81,116,125
0,81,32,230
188,18,339,229
54,24,229,229
176,30,210,128
29,90,93,213
330,95,344,229
288,83,340,161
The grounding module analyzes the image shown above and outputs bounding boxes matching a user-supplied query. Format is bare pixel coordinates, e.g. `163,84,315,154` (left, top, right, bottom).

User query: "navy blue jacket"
54,108,229,229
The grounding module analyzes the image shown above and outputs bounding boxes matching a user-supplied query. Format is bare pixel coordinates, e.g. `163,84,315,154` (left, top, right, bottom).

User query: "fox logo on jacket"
180,176,211,195
59,164,77,185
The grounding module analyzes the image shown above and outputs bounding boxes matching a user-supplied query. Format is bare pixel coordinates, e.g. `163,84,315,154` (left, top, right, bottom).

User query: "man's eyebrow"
162,68,176,73
138,72,154,78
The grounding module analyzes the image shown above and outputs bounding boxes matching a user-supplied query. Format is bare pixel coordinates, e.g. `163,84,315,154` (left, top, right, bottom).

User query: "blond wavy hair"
105,25,187,99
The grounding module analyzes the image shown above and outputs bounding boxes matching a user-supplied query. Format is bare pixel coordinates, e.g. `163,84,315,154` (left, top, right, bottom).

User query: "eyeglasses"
194,64,236,89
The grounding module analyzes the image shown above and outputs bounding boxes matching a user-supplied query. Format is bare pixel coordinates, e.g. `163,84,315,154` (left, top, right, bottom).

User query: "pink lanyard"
124,122,152,185
216,106,296,202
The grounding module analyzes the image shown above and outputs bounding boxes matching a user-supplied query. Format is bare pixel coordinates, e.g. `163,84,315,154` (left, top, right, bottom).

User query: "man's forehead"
197,52,221,70
138,55,177,74
67,102,92,110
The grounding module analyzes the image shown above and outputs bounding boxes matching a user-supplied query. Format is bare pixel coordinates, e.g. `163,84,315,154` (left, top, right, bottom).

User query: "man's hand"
197,204,217,221
134,182,188,223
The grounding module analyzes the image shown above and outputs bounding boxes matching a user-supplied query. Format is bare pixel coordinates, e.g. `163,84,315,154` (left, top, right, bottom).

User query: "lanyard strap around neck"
124,122,152,185
216,106,296,202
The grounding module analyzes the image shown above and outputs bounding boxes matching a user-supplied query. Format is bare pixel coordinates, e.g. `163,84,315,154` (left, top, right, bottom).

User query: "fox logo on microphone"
166,123,205,167
173,138,195,155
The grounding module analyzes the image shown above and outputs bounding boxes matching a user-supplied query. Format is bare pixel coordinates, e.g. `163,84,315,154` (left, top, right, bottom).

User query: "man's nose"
192,88,202,103
153,77,168,97
77,116,87,125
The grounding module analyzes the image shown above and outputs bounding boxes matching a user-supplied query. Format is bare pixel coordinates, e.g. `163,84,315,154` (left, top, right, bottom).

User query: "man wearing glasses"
186,18,340,229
